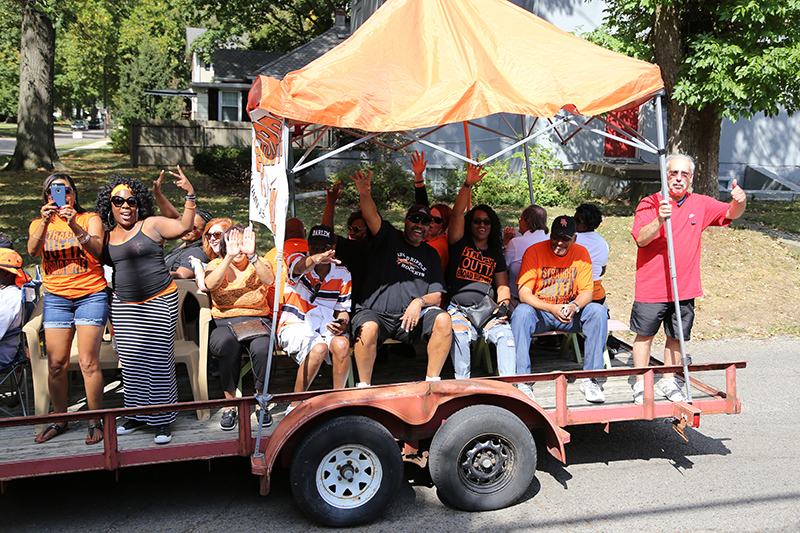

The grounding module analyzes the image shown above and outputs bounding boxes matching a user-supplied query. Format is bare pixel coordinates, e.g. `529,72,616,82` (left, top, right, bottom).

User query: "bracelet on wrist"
185,194,196,201
32,234,44,241
417,297,426,308
463,183,473,189
78,233,91,244
247,253,258,264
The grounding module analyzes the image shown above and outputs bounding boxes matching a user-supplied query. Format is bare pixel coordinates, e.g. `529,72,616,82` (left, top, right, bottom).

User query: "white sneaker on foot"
656,377,687,402
514,382,536,402
580,378,605,403
632,380,644,405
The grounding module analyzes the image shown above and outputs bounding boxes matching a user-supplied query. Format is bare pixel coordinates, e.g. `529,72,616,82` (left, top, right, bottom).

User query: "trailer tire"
428,404,536,511
289,415,403,527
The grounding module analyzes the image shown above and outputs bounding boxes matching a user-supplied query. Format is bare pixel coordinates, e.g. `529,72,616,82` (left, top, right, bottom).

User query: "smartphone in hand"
50,183,67,207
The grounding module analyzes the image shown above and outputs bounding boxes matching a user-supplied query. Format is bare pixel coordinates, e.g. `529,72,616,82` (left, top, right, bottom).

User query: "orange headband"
111,184,132,196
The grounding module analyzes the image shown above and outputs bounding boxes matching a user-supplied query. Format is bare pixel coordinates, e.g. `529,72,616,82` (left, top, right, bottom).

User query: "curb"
733,218,800,256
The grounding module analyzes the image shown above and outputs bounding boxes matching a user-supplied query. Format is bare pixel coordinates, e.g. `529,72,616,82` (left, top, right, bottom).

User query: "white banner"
249,109,288,246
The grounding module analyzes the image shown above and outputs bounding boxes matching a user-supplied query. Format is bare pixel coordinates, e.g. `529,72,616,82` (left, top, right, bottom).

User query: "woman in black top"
95,168,195,445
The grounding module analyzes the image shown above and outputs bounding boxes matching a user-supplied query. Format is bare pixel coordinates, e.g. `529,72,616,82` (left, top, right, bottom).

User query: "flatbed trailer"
0,355,745,526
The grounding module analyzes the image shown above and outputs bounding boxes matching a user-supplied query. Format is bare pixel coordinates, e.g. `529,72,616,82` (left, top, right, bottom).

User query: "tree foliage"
584,0,800,196
0,1,22,117
191,0,348,59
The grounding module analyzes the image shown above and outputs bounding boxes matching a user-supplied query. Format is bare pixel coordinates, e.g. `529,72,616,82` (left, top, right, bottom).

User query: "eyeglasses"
347,225,364,233
667,170,692,178
471,218,492,226
431,216,444,224
111,196,138,208
206,231,223,240
309,281,322,303
406,215,431,226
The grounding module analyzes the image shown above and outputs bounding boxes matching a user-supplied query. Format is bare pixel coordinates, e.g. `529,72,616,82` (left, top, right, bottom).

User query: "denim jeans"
511,302,608,374
448,302,516,379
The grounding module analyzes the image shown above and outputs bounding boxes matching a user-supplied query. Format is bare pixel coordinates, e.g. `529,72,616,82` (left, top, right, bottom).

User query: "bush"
454,147,588,208
328,160,417,210
193,145,251,185
110,120,129,154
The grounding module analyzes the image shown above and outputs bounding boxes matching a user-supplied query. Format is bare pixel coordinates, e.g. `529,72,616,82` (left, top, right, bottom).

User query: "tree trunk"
652,0,721,198
5,4,62,172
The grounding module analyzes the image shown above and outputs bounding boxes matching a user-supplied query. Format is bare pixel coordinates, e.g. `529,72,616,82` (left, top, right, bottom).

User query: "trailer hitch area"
671,415,689,442
402,442,429,468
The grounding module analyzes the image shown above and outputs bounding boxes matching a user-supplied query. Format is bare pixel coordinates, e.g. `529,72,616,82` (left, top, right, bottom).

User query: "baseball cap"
550,215,577,238
0,232,13,250
307,225,335,246
405,204,432,221
0,248,32,288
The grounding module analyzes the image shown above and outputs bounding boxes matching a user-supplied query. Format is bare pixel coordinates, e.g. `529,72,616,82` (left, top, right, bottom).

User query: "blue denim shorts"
42,289,109,329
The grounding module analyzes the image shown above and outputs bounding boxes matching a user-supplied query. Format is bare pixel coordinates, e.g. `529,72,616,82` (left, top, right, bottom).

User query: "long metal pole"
655,94,692,402
522,115,534,204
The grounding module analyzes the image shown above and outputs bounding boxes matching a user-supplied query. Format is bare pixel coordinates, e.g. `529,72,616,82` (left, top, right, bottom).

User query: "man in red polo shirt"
630,154,746,404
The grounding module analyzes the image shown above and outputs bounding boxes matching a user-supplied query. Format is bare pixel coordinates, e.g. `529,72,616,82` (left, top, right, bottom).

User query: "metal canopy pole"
655,94,693,402
522,115,534,204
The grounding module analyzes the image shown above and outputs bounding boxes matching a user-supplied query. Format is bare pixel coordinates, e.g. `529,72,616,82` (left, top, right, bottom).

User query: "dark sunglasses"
206,231,223,240
431,216,444,224
309,281,322,303
111,196,138,208
471,218,492,226
347,224,364,233
406,215,431,226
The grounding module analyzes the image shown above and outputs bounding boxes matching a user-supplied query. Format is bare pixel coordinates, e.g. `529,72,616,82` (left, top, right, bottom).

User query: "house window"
220,91,240,122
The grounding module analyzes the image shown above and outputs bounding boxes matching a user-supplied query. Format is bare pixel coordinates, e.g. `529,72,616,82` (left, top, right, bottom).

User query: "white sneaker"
632,380,644,405
580,378,605,403
656,377,687,402
514,382,536,402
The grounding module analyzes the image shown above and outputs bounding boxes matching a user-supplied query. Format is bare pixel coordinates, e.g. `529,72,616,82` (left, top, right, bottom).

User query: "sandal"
86,423,104,445
35,423,68,444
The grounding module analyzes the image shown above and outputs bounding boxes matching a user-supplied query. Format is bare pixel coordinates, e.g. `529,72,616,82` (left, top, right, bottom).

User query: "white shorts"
278,321,348,365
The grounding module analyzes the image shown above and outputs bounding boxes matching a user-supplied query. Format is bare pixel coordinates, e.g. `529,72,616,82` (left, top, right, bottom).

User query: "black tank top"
105,225,173,303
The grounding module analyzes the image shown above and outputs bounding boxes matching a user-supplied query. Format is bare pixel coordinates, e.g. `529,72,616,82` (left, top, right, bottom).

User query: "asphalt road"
0,129,107,156
1,337,798,532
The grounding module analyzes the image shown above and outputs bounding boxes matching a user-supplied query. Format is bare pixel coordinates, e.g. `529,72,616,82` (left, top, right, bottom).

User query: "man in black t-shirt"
349,170,452,386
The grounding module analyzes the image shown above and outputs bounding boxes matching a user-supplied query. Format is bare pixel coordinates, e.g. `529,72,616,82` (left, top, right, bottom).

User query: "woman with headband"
28,173,108,445
95,168,195,445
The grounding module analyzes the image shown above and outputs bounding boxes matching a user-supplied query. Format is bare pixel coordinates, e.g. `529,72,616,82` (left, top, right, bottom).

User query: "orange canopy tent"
249,0,664,134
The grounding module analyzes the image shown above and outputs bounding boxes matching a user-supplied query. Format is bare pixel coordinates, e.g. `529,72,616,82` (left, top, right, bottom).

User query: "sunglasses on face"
430,216,444,224
347,225,364,233
406,215,431,226
309,281,322,303
472,218,492,226
206,231,223,240
111,196,138,208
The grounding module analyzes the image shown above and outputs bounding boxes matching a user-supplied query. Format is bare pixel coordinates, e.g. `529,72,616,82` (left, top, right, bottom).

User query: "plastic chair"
0,278,41,417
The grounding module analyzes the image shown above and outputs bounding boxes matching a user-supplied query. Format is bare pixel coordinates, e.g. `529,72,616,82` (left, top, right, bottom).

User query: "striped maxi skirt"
110,290,179,426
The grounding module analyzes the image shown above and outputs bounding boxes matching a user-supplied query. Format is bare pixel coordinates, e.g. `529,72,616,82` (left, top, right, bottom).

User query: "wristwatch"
571,301,580,313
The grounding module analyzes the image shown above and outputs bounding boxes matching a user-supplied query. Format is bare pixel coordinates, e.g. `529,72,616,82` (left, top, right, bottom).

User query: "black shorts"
351,306,446,345
630,300,694,340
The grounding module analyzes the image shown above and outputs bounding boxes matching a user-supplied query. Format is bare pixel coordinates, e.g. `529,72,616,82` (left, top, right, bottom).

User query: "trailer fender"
254,379,567,489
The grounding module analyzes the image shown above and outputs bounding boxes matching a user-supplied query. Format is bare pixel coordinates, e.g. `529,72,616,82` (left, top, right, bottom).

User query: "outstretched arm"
726,179,747,220
411,151,430,207
152,170,180,219
240,225,274,287
449,164,484,245
147,165,196,241
351,170,382,236
322,181,340,228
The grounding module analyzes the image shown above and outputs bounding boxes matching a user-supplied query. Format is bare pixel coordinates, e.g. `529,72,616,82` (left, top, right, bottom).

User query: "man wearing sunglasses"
629,153,746,404
348,170,452,387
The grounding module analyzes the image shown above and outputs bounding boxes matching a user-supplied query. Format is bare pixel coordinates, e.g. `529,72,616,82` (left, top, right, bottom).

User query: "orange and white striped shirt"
278,254,352,333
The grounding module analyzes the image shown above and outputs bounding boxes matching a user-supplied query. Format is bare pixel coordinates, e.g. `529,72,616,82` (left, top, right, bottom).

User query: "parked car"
88,118,103,130
70,120,88,131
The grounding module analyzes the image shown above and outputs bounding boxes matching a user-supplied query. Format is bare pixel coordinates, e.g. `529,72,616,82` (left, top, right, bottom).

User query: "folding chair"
0,278,41,417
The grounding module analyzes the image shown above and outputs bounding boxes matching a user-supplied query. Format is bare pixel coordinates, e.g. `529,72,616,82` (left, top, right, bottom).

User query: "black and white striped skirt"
111,290,178,426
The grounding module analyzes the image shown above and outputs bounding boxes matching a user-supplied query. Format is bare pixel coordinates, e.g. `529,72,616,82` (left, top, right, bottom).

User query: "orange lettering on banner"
253,115,283,173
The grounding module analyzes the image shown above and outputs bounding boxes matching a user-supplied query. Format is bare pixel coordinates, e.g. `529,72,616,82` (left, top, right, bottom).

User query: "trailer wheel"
428,404,536,511
290,415,403,527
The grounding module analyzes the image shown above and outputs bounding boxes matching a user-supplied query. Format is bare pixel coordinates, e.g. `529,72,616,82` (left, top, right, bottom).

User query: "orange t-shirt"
30,213,107,299
517,241,593,305
207,259,270,319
